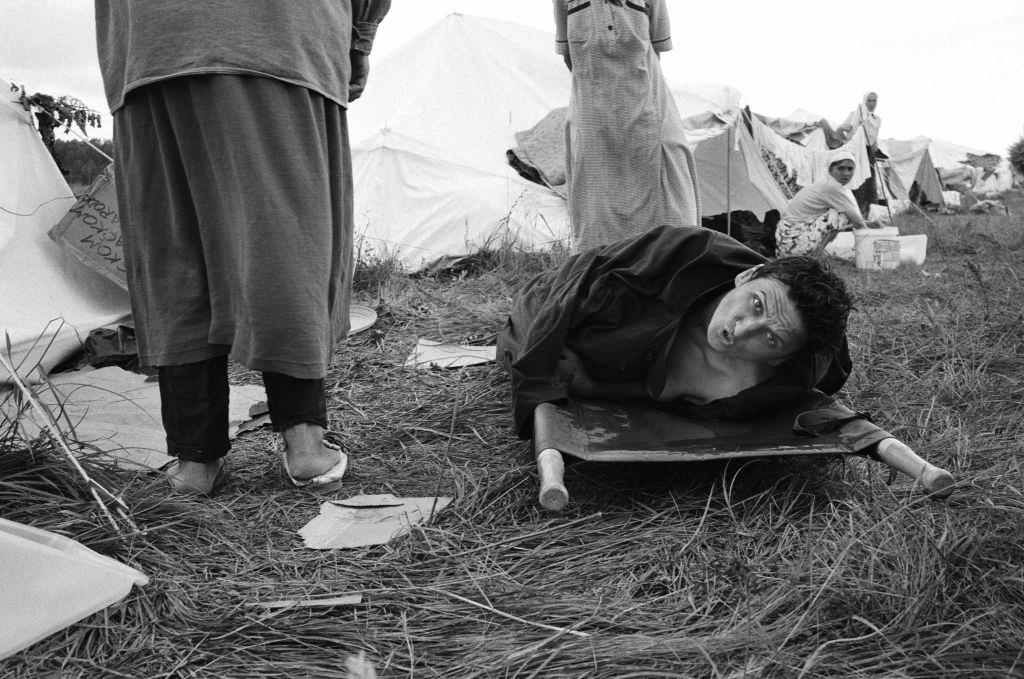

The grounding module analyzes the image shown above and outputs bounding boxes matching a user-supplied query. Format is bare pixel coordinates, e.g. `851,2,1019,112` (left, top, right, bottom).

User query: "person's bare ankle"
168,459,224,495
282,424,337,480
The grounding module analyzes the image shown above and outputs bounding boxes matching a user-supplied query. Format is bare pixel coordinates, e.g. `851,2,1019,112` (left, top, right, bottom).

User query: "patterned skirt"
775,210,852,257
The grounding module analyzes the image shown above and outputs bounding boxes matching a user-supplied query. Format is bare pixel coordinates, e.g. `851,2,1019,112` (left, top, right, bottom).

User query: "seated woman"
498,225,854,438
775,150,880,257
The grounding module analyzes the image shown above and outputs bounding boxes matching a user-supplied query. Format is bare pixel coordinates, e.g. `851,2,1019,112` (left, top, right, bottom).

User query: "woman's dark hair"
751,256,854,353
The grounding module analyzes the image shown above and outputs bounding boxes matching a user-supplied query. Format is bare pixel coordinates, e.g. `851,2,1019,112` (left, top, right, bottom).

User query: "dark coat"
498,225,851,438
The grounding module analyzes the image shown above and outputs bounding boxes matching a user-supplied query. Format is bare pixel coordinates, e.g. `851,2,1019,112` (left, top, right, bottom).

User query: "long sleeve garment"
554,0,701,251
498,226,853,437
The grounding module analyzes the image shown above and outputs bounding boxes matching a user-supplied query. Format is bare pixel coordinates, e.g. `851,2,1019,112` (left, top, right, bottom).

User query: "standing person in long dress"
554,0,701,252
838,91,882,218
95,0,391,496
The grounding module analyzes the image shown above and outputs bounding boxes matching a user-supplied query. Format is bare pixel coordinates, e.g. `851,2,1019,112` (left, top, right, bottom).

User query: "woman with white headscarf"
838,92,882,217
775,149,880,257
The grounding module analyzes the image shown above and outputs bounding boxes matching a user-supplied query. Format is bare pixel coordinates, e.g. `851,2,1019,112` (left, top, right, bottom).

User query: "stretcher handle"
537,448,569,511
875,437,954,498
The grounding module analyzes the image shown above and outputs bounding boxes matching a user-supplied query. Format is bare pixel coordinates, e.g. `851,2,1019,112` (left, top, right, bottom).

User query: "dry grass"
3,193,1024,678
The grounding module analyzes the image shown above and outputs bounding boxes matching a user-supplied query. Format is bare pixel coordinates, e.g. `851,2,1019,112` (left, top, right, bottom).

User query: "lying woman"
498,225,854,438
775,149,880,257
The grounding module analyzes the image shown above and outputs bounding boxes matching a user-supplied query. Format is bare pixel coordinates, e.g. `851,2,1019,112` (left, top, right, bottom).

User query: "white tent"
348,14,572,270
0,80,129,383
878,145,945,207
348,14,787,269
880,136,1015,197
672,83,788,219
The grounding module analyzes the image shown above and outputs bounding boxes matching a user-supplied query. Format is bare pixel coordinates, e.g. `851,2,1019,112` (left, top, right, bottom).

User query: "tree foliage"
9,82,105,183
51,138,115,188
1009,135,1024,178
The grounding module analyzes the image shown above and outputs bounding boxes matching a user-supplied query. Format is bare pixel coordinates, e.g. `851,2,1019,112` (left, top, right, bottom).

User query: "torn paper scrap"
1,366,266,469
299,493,453,549
404,339,496,370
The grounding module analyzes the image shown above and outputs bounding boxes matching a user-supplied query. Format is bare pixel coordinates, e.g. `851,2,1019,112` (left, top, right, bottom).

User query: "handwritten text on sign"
49,173,128,290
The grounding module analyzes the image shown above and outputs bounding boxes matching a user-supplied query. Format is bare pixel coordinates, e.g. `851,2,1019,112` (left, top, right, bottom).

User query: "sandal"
165,458,230,497
282,439,348,490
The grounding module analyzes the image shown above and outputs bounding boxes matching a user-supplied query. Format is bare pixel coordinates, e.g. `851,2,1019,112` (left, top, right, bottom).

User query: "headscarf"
828,149,856,169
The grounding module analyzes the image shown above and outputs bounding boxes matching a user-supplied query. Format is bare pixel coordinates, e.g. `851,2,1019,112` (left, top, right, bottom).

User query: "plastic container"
853,227,901,270
0,518,148,659
898,234,928,265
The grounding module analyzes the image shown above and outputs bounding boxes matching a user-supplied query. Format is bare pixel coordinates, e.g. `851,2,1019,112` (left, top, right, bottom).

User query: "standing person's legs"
159,356,231,493
262,372,345,483
114,83,235,495
115,75,353,490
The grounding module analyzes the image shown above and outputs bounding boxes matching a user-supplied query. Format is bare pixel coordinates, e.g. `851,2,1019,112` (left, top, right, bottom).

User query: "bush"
1009,134,1024,178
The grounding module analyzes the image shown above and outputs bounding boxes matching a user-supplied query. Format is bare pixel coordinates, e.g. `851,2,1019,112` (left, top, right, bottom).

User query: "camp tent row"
757,108,1015,208
347,13,787,271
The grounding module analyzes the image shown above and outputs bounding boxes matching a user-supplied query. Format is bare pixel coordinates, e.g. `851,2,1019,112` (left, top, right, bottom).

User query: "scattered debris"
404,339,496,369
299,493,452,549
968,199,1009,215
252,593,363,610
348,305,378,337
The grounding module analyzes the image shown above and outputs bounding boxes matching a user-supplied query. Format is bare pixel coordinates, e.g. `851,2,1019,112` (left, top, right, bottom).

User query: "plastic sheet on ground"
0,518,148,659
299,493,452,549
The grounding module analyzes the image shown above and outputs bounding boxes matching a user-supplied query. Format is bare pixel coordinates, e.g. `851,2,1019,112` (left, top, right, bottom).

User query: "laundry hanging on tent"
751,115,872,190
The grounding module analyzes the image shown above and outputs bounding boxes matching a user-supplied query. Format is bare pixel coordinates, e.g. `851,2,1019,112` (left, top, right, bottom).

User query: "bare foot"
167,459,227,496
282,423,340,481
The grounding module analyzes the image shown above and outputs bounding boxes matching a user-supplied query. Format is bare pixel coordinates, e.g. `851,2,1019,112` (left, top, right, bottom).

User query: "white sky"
2,0,1022,154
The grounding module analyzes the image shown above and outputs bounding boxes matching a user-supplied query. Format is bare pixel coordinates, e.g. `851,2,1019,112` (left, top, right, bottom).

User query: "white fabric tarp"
751,114,872,191
0,80,130,383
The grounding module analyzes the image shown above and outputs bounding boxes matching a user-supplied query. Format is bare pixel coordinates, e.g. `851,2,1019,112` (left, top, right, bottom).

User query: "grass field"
3,193,1024,678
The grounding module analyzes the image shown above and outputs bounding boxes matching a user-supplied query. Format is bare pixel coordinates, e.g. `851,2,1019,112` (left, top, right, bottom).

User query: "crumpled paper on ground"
299,493,452,549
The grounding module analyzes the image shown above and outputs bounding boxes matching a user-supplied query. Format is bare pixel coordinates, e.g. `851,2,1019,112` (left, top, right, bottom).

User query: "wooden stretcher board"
532,396,857,463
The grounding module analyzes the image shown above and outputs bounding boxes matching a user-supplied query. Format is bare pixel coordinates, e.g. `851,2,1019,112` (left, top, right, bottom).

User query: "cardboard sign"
48,172,127,289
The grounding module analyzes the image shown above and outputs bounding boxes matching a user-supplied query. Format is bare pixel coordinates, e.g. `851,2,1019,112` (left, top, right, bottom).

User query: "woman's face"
865,93,878,112
829,160,856,185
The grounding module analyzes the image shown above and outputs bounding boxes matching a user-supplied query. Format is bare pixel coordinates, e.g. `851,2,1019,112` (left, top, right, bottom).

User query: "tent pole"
726,127,732,238
876,157,895,224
